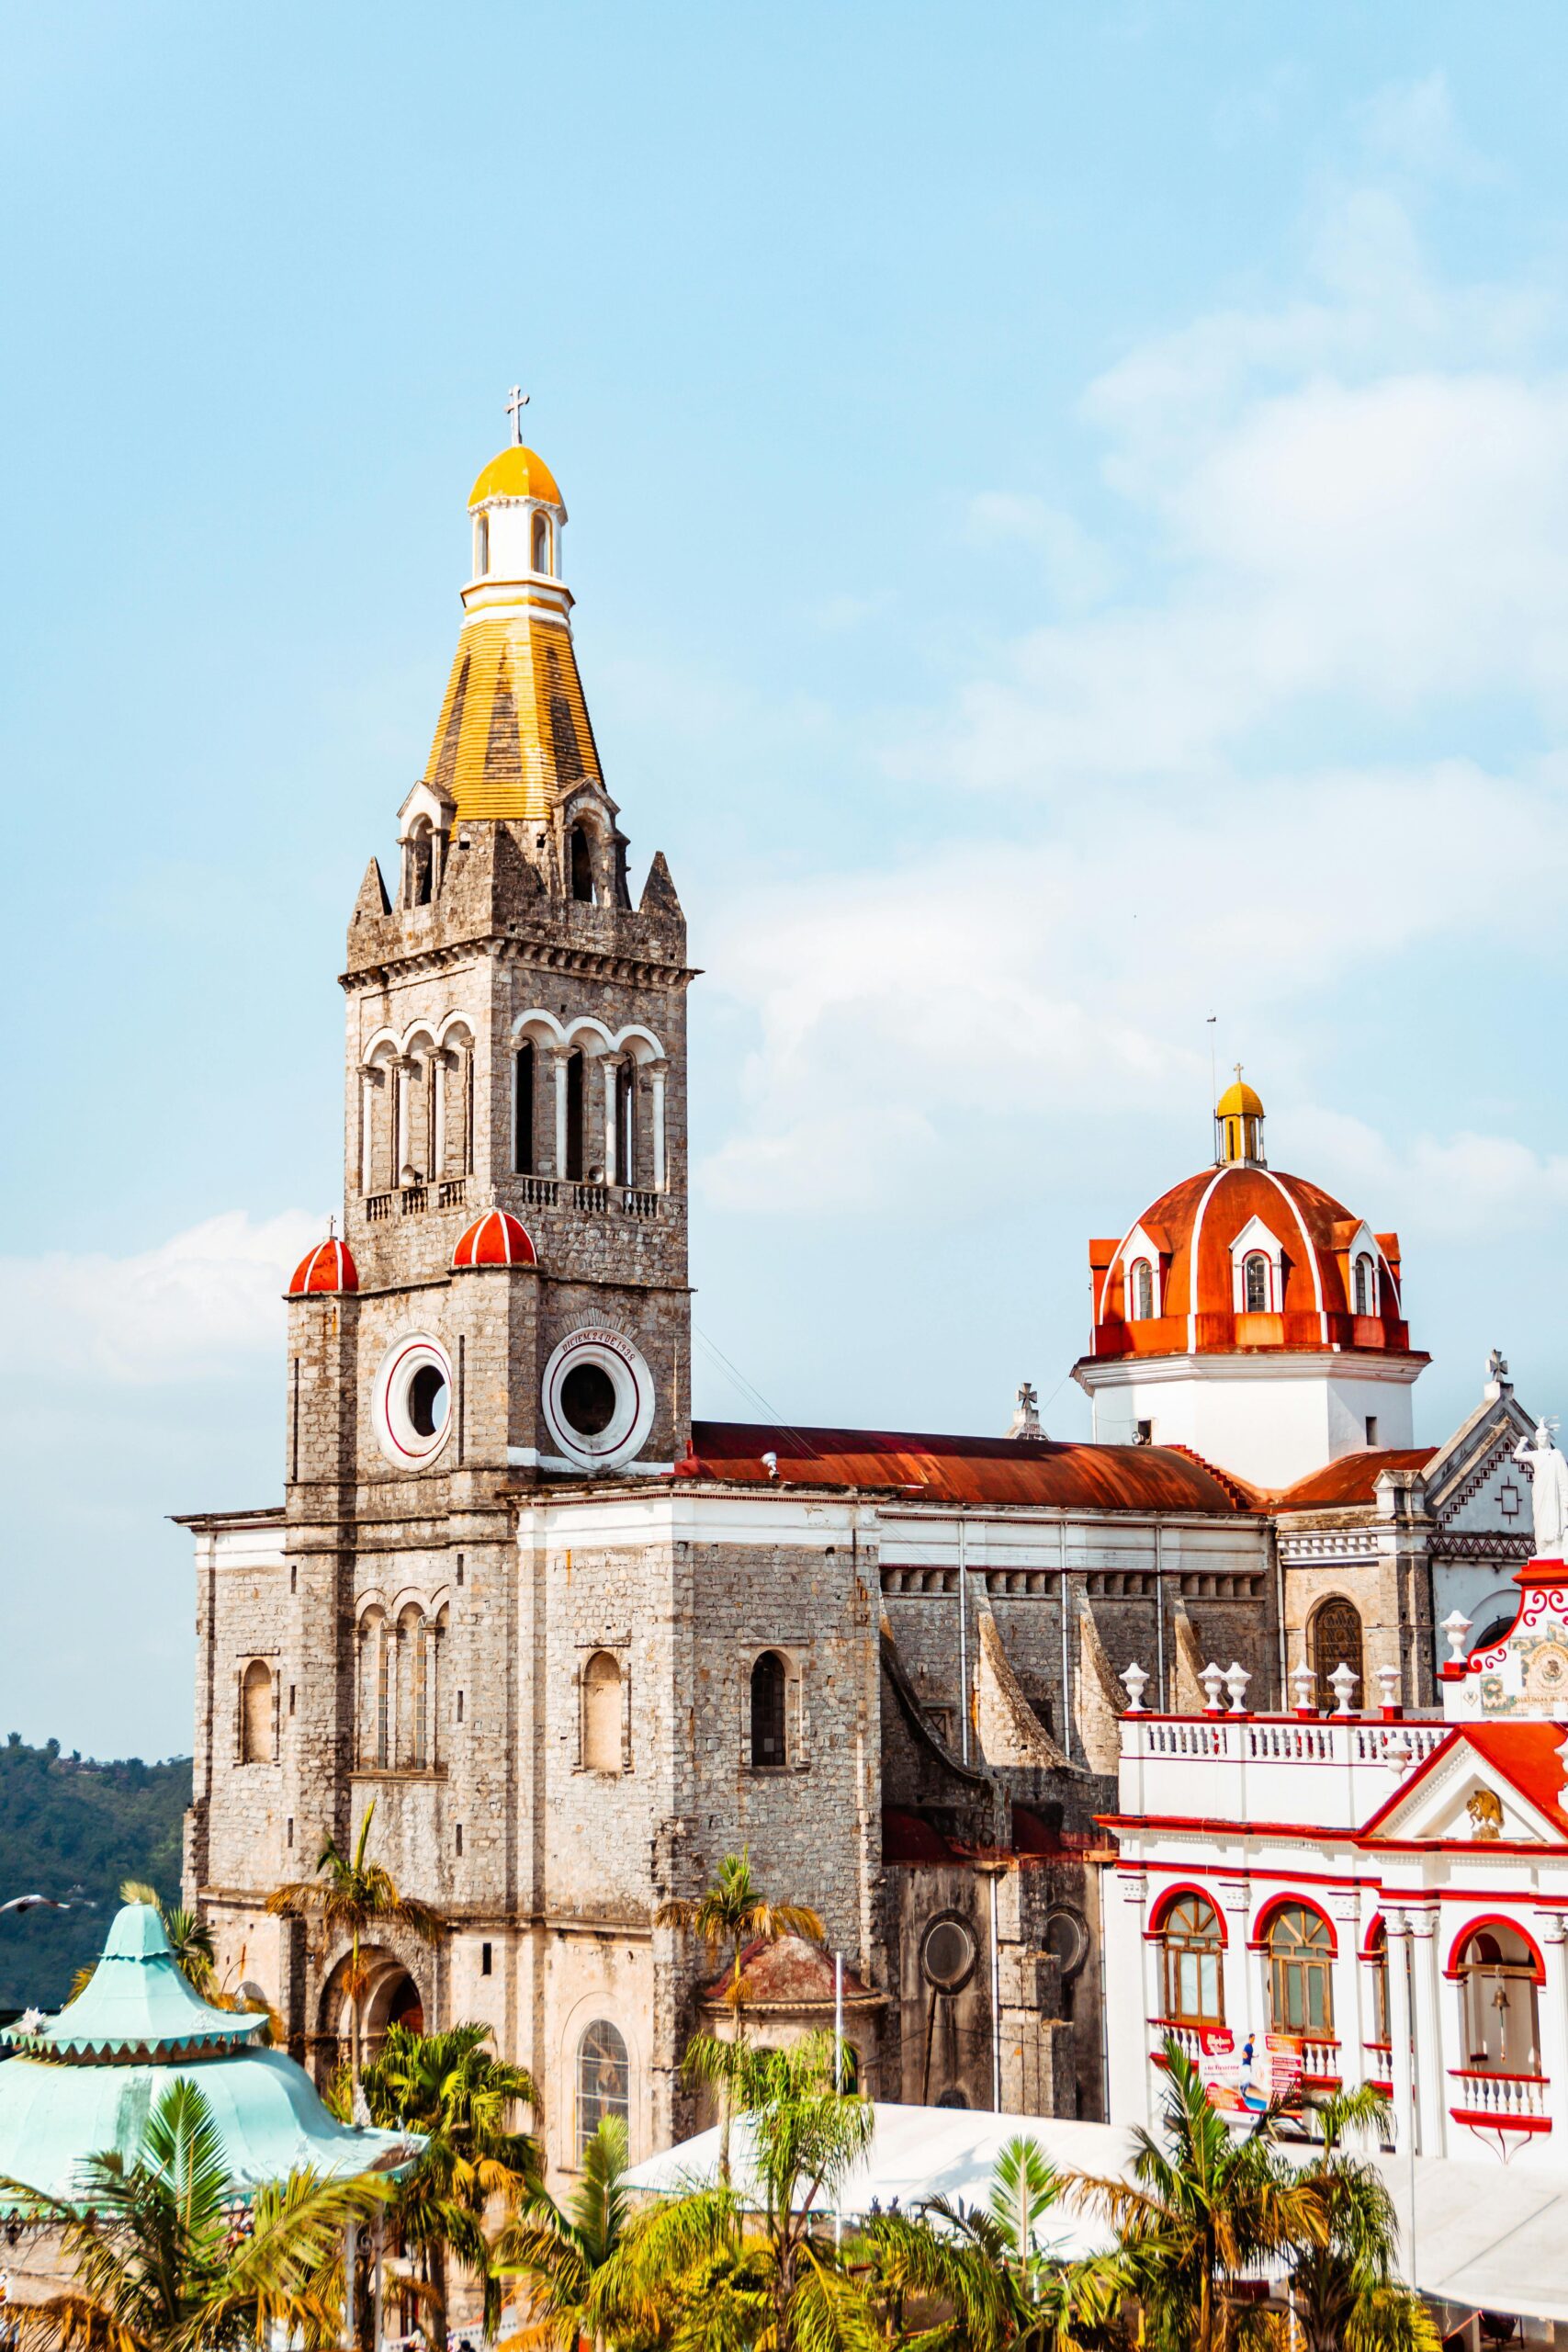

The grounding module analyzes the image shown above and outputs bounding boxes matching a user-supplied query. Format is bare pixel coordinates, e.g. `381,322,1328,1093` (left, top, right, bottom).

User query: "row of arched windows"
513,1039,657,1189
357,1606,447,1772
1156,1894,1542,2073
360,1035,474,1195
1124,1247,1381,1322
576,1649,793,1775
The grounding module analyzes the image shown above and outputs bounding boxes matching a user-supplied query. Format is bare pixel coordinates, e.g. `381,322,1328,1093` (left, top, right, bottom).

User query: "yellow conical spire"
423,431,603,824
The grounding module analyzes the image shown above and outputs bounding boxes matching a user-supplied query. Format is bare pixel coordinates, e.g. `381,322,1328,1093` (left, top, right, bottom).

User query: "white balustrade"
1449,2068,1550,2124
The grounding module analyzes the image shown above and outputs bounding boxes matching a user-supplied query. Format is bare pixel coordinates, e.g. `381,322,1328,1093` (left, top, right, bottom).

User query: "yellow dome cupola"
417,390,604,827
1214,1069,1266,1166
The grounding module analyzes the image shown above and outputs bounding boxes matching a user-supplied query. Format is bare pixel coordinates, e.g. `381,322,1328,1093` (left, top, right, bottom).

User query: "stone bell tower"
186,418,699,2008
322,423,694,1492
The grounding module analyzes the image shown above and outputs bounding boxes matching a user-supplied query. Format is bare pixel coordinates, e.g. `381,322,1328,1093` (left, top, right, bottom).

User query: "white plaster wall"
1088,1362,1417,1489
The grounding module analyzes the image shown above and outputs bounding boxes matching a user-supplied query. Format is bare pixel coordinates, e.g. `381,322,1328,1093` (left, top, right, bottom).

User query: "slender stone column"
603,1057,618,1182
391,1060,408,1180
550,1051,569,1177
649,1059,669,1191
433,1051,447,1177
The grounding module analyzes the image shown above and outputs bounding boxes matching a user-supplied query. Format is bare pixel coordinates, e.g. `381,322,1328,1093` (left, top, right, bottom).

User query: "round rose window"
542,1328,654,1472
373,1334,456,1469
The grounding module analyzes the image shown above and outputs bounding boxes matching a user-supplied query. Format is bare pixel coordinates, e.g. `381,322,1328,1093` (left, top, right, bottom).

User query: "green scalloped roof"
1,1903,266,2061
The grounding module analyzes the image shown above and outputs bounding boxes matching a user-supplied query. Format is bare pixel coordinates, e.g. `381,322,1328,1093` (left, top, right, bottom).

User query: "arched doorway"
1310,1596,1364,1704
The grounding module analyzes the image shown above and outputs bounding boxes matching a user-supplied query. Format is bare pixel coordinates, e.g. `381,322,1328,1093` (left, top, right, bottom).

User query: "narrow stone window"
456,1555,464,1587
514,1041,536,1173
1243,1250,1269,1313
570,825,594,903
456,1823,464,1857
481,1940,492,1976
750,1651,787,1768
1131,1259,1154,1320
240,1662,272,1764
582,1649,623,1772
565,1050,585,1180
1353,1252,1375,1315
532,511,550,573
288,1684,296,1716
287,1816,294,1849
457,1690,465,1724
474,513,490,575
615,1062,636,1187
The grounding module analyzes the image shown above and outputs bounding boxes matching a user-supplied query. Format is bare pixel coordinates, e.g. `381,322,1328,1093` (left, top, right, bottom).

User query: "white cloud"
0,1210,324,1385
1353,72,1493,185
698,755,1568,1216
701,106,1568,1228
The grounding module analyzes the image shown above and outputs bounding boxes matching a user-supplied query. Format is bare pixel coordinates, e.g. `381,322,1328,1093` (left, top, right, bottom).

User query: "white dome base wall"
1080,1351,1420,1490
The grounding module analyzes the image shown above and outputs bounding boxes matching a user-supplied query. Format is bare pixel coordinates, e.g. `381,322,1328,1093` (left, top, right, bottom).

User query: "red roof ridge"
1164,1443,1263,1510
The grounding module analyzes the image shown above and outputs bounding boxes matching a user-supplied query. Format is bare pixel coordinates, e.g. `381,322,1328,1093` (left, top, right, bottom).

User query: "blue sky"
7,2,1568,1755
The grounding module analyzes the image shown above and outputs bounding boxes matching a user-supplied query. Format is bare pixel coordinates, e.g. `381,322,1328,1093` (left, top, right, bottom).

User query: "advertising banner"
1197,2028,1303,2116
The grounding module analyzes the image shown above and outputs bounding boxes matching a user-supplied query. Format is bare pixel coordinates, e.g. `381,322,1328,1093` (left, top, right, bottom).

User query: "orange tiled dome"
288,1238,358,1296
452,1210,536,1270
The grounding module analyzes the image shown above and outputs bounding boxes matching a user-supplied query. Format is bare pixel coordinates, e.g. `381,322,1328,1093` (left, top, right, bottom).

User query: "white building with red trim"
1103,1548,1568,2168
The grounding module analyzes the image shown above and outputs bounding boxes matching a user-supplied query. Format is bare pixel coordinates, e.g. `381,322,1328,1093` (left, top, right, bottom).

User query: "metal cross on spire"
1234,1061,1245,1084
505,384,530,445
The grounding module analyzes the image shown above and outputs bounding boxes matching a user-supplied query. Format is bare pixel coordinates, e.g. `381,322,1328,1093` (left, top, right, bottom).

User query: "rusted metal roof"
689,1419,1258,1515
1272,1447,1437,1510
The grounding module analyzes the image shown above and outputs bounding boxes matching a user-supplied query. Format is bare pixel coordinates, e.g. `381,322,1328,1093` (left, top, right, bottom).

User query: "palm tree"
588,2032,874,2352
0,2076,386,2352
862,2136,1119,2352
493,2116,632,2350
1066,2040,1325,2351
361,2021,540,2345
1285,2088,1440,2352
656,1849,825,2179
266,1802,442,2113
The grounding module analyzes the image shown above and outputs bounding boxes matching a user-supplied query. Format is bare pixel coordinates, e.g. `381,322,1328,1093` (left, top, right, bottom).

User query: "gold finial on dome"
1214,1065,1266,1166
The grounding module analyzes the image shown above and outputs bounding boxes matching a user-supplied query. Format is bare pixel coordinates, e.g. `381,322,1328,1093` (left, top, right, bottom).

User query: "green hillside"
0,1735,191,2008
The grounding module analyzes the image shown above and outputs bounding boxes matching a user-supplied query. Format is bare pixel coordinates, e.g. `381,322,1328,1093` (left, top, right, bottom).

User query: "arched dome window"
1243,1251,1269,1314
473,513,490,576
1158,1893,1224,2027
532,512,551,574
1353,1253,1376,1316
1131,1259,1155,1321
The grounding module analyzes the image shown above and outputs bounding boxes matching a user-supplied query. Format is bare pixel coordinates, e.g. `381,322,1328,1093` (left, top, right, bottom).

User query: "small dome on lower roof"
452,1209,536,1270
288,1238,358,1296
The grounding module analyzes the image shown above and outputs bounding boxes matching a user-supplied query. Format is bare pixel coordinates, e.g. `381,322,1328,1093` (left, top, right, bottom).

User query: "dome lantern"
1214,1068,1265,1167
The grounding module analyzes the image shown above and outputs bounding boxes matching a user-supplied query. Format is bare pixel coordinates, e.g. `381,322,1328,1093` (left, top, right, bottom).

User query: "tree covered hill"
0,1735,191,2008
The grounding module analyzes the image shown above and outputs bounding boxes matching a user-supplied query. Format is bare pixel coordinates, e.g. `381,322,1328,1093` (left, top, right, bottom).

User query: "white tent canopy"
622,2102,1568,2326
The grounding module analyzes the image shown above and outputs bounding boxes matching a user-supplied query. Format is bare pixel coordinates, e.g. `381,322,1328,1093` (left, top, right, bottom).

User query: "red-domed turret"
452,1209,536,1269
288,1237,358,1296
1074,1077,1427,1489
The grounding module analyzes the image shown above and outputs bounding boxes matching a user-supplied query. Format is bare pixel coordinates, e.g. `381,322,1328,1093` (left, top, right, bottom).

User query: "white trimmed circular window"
373,1333,455,1469
542,1327,654,1473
